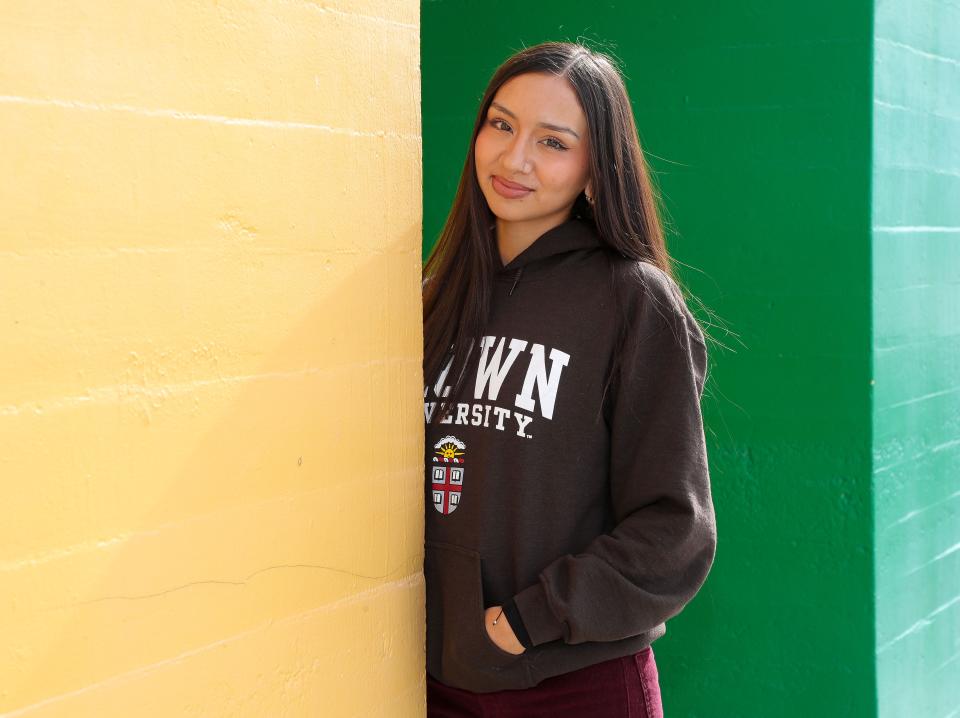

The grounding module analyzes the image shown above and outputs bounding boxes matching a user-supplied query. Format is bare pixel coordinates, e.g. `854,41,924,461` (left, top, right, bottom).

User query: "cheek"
474,130,493,166
544,155,589,190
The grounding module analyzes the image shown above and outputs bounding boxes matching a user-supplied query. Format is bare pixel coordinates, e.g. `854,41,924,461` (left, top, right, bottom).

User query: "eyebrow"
489,102,582,140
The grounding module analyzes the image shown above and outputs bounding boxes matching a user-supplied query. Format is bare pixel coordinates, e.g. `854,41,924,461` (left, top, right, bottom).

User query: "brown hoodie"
423,216,716,693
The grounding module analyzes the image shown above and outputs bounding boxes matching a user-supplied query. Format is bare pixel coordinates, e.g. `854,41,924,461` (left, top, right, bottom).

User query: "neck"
496,208,573,267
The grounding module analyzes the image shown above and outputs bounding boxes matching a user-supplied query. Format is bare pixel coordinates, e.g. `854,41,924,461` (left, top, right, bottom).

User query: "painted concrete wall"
872,0,960,715
423,2,875,715
0,2,424,716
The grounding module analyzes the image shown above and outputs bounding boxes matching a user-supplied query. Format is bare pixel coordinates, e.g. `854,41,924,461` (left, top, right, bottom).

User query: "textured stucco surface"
0,1,425,715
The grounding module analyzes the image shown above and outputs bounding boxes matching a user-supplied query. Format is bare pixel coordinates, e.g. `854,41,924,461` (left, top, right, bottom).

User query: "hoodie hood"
494,216,606,296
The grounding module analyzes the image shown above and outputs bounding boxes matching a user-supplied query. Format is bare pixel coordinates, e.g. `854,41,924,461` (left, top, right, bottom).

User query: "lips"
491,175,533,199
495,175,532,190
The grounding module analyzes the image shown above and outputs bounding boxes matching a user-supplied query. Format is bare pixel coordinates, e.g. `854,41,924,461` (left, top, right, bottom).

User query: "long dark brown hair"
423,41,705,425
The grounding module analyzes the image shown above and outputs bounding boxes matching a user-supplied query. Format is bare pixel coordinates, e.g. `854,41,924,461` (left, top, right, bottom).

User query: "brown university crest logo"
431,435,465,515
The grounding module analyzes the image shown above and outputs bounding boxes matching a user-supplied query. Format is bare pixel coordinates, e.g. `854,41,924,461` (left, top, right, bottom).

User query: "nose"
502,134,532,174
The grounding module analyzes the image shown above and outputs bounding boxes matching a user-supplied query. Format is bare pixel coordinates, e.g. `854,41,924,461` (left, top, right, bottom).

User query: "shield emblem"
431,435,466,514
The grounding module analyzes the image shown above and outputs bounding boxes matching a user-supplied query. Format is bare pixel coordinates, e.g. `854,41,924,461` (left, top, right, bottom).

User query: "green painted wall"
423,1,958,715
872,0,960,716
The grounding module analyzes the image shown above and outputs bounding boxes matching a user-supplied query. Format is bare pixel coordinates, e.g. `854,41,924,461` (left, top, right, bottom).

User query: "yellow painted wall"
0,1,424,715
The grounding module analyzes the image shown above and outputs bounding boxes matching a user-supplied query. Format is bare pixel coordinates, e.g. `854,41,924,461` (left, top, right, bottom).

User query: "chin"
488,204,535,223
483,192,535,219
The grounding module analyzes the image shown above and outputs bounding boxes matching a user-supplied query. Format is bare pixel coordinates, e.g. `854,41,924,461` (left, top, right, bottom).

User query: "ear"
584,181,593,198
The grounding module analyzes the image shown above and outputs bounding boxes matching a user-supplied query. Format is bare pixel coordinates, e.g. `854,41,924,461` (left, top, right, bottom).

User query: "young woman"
421,41,716,717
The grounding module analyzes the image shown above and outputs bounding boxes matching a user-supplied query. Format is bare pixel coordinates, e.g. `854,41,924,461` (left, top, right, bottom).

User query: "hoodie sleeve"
508,262,717,647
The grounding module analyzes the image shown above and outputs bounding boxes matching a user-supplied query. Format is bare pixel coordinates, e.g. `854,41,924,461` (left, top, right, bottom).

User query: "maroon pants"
427,646,664,718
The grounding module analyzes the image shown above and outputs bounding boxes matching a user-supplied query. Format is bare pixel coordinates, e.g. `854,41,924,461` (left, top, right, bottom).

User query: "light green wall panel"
872,0,960,716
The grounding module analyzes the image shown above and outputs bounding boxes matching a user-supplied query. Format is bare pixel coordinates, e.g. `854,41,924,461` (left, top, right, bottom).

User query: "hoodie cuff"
501,597,534,650
511,580,566,646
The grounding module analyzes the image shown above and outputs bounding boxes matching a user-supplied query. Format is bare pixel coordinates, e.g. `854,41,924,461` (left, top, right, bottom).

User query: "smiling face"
474,72,592,230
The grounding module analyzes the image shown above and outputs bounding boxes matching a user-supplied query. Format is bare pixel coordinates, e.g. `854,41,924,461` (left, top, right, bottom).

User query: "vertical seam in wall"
867,1,880,714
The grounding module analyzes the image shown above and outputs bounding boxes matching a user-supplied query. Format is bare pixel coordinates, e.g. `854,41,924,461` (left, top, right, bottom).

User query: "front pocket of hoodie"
424,540,534,691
